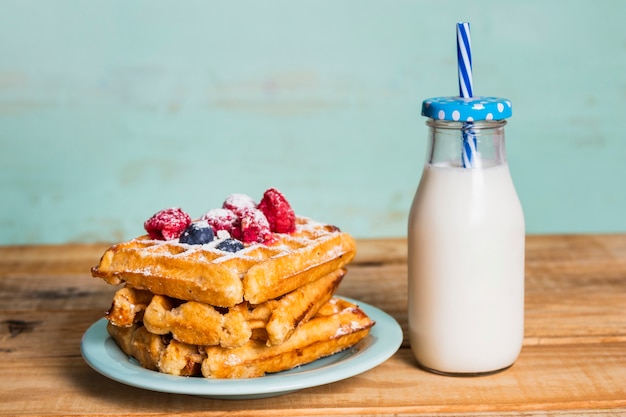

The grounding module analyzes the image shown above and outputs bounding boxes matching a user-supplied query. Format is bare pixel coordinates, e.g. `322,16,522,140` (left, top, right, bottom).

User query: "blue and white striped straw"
457,22,477,167
457,22,473,98
461,124,477,168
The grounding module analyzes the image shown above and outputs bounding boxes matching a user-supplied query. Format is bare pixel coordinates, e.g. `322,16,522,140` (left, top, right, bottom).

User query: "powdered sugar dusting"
216,230,231,240
334,319,364,338
130,216,346,273
223,193,256,214
225,353,242,366
202,208,233,220
239,207,272,244
201,208,241,240
144,207,191,240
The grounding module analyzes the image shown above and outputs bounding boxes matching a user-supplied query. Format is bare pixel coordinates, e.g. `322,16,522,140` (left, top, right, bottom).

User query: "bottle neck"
425,119,508,168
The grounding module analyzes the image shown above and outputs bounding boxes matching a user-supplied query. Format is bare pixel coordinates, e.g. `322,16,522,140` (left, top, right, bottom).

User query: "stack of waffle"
91,191,374,378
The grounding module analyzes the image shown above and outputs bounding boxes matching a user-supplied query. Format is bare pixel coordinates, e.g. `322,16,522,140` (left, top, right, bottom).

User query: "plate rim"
80,296,402,398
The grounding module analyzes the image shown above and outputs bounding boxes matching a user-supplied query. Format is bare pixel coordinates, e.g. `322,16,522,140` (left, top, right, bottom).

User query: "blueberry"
215,238,245,253
179,222,214,245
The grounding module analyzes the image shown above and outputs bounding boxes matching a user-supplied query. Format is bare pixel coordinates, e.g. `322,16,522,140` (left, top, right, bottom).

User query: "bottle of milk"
408,96,525,375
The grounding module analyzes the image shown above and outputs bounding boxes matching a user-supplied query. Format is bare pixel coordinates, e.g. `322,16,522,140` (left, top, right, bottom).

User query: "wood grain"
1,235,625,416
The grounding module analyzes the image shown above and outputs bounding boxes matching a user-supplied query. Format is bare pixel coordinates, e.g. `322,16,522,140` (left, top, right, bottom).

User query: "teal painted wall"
1,1,625,245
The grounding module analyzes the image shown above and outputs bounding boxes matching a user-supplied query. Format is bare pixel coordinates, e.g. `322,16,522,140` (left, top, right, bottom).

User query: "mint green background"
1,1,625,245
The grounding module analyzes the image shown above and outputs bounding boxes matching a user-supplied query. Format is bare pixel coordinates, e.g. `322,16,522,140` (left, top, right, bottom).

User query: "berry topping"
215,238,245,253
257,188,296,233
144,207,192,240
239,208,274,244
179,221,215,245
201,208,242,240
222,193,256,215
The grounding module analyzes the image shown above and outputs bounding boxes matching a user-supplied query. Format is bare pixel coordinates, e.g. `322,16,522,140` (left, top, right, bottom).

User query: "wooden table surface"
1,235,625,416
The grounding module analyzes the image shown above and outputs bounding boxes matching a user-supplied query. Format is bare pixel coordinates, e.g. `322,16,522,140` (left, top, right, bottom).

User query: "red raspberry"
257,188,296,233
201,208,242,240
222,193,256,215
144,208,191,240
239,208,274,244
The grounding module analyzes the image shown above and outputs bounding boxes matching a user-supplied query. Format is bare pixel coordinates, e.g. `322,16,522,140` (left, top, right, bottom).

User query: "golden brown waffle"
92,217,356,307
106,323,203,377
107,269,345,347
107,297,375,378
247,268,344,346
106,287,153,327
201,297,375,378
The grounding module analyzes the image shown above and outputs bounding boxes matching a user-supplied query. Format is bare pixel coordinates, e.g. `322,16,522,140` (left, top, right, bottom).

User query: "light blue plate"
81,297,402,399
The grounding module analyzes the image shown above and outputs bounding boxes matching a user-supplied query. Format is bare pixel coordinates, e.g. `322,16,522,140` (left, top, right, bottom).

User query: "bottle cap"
421,96,512,121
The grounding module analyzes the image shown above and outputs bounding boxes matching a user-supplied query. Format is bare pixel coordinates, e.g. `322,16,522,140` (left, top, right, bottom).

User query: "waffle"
107,297,375,378
92,217,356,307
106,323,203,377
107,268,345,347
106,287,153,327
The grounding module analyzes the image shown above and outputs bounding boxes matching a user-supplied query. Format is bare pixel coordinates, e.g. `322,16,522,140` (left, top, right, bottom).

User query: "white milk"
408,161,525,374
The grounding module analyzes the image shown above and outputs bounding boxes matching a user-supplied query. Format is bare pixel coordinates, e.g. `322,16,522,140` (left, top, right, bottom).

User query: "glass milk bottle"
408,96,525,375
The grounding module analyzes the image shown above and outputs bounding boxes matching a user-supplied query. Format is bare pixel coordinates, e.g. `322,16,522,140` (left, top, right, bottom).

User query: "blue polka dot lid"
421,96,512,122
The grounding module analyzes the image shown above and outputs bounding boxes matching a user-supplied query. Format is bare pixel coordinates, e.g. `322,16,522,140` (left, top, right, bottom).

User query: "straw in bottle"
457,22,477,168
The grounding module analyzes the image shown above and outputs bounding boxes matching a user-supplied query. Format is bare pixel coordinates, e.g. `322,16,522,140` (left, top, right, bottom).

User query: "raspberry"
201,208,242,239
239,208,274,244
144,208,191,240
222,193,256,215
257,188,296,233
